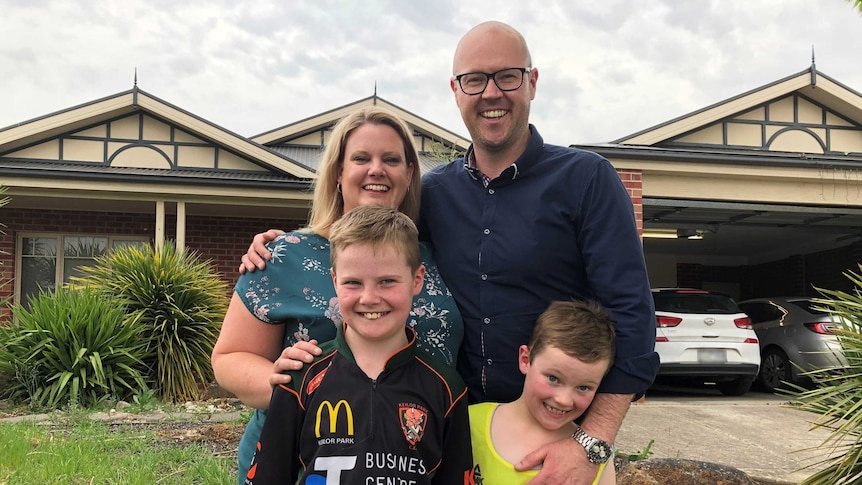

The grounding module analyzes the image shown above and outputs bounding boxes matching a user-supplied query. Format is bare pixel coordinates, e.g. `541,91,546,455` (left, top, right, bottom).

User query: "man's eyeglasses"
453,67,532,96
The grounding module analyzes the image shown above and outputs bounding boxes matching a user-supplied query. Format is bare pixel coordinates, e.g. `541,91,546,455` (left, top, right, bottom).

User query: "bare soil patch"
128,421,245,455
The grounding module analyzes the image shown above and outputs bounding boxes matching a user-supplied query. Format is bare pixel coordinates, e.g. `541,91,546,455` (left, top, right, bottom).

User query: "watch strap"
571,425,613,464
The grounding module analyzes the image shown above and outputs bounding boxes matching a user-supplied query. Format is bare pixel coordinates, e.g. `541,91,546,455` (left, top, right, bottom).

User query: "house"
3,63,862,323
0,88,467,321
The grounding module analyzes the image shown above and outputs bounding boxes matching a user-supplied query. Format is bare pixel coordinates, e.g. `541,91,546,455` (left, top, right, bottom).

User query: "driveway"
616,384,841,484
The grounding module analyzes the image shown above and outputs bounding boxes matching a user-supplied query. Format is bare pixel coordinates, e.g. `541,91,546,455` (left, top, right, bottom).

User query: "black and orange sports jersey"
245,325,473,485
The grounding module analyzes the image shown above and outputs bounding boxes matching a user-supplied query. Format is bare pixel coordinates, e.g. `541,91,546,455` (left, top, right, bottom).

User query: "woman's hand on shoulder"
270,339,324,386
239,229,285,274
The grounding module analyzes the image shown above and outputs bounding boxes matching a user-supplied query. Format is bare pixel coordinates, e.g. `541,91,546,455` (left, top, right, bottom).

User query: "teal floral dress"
234,231,463,483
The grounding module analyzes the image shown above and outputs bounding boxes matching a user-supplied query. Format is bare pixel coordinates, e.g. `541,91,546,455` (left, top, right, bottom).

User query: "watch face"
587,442,612,464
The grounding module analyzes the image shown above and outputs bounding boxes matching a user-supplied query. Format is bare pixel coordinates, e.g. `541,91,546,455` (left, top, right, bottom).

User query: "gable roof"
252,95,470,173
0,87,317,179
614,66,862,150
253,94,469,148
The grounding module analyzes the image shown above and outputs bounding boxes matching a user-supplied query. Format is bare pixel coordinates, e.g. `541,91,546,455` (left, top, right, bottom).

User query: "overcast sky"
3,0,862,146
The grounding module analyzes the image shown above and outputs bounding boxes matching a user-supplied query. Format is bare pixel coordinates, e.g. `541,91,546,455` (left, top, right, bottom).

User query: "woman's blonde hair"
303,106,421,238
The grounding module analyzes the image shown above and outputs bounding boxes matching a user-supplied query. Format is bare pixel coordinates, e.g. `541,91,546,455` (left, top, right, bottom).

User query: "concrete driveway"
615,384,844,484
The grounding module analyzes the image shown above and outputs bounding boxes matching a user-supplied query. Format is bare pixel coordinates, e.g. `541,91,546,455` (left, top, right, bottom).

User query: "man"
242,21,658,485
419,21,658,485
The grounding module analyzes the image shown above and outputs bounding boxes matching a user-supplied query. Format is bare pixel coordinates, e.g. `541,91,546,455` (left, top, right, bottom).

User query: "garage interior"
642,198,862,300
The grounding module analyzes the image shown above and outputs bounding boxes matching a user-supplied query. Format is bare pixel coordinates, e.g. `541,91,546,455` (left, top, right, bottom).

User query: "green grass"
0,419,235,484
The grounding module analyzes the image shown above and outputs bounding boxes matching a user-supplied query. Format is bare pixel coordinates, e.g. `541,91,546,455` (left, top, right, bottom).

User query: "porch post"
155,200,165,250
176,201,186,252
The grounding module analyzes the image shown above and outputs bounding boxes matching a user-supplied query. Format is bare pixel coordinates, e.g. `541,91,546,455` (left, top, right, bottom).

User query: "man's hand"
518,392,633,484
518,437,598,485
238,229,284,274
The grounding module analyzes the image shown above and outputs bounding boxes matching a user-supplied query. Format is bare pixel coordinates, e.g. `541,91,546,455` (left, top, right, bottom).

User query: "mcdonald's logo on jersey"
315,400,354,438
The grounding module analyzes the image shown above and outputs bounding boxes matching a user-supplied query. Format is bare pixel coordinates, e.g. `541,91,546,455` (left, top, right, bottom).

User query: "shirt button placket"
480,183,497,386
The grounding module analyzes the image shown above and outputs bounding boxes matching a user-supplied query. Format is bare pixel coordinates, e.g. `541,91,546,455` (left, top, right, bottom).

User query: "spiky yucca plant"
71,241,228,402
0,287,148,408
783,264,862,484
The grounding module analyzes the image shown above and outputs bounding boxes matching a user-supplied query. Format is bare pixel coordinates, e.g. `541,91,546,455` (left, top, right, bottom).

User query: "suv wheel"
759,348,791,393
716,377,754,396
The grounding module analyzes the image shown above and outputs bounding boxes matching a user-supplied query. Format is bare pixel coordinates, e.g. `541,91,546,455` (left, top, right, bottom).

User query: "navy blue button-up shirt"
420,126,659,403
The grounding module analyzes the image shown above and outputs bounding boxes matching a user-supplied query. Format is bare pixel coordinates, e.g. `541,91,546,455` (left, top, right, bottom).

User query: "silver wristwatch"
572,425,613,464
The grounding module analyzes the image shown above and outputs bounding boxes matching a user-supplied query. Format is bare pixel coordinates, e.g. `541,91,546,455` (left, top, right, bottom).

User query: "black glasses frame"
454,67,532,95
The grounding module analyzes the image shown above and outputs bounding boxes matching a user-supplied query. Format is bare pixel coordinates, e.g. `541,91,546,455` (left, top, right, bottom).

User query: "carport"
643,198,862,262
577,65,862,299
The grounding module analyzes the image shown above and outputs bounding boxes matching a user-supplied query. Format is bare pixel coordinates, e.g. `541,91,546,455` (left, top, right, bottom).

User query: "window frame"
14,232,150,307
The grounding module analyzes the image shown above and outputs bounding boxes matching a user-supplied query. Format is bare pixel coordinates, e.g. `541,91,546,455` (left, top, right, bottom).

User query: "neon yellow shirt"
469,402,606,485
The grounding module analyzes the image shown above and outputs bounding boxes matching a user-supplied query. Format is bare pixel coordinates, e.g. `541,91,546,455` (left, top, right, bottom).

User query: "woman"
211,106,463,484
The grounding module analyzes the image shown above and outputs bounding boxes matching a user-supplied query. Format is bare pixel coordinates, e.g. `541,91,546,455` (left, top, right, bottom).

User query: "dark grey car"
738,297,845,392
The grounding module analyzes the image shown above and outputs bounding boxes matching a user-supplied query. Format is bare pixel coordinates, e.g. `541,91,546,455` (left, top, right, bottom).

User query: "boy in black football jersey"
246,205,472,485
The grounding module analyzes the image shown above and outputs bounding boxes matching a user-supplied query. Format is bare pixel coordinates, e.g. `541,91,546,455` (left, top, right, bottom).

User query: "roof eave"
576,143,862,170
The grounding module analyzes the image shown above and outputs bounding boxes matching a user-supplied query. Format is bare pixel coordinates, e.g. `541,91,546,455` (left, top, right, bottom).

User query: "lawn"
0,418,242,484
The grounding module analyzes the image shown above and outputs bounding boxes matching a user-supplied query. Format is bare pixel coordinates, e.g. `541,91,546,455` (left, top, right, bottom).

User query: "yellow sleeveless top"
469,402,606,485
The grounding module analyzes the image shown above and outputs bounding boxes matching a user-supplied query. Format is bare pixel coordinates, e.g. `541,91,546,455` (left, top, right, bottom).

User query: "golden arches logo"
315,400,354,438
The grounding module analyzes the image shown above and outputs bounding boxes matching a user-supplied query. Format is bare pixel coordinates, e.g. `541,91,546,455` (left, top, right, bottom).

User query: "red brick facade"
0,170,648,324
7,168,854,321
0,208,305,323
618,169,644,234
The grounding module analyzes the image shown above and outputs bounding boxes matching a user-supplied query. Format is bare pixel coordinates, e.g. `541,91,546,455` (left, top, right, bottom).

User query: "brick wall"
804,242,862,294
676,263,702,288
675,242,861,299
0,208,306,323
744,256,806,297
171,214,306,283
617,170,644,233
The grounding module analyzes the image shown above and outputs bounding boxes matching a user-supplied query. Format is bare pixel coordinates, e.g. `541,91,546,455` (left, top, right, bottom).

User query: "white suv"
653,288,761,396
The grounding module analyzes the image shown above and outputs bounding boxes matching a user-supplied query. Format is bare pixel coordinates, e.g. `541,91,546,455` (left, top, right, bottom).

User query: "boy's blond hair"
329,205,421,272
304,107,421,239
528,300,616,367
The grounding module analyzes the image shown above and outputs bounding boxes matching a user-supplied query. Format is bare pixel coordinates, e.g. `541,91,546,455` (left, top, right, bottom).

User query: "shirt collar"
334,323,417,370
462,125,543,187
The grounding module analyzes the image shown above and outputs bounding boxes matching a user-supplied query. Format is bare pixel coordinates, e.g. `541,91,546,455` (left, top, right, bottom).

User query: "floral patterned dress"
234,231,463,484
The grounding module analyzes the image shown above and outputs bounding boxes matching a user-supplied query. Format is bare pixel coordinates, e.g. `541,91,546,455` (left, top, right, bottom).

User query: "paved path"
616,386,841,484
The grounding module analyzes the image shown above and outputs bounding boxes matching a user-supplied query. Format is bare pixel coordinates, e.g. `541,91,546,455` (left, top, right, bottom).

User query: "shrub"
784,264,862,484
70,241,228,402
0,287,148,408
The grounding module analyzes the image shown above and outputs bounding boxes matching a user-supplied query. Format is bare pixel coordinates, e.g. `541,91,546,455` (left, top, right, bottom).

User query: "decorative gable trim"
3,111,271,173
0,88,317,179
615,68,862,149
665,92,862,155
252,95,470,151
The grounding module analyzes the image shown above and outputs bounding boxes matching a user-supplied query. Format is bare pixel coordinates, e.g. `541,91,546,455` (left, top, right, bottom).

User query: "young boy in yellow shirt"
469,300,617,485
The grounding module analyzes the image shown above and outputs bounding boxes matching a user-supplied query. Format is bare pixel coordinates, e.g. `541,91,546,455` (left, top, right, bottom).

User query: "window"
738,302,775,324
18,234,148,309
653,292,741,314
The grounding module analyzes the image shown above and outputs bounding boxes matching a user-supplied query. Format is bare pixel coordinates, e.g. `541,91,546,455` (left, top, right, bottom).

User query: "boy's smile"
331,242,425,349
519,345,610,431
